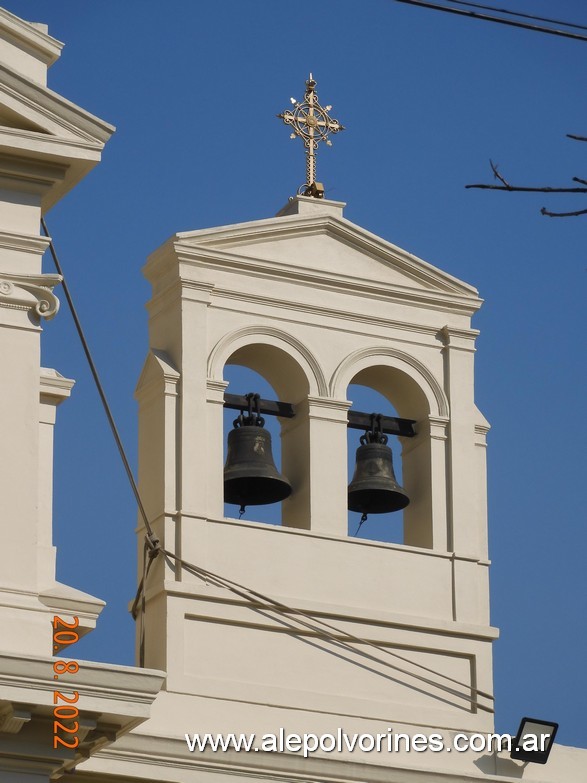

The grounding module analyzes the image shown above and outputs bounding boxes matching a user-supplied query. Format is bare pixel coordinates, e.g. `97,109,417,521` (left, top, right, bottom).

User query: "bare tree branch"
490,159,511,188
466,183,587,193
466,160,587,192
540,206,587,218
468,141,587,216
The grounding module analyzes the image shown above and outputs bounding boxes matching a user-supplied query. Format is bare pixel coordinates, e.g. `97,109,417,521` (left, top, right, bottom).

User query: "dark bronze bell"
224,413,291,511
348,419,409,516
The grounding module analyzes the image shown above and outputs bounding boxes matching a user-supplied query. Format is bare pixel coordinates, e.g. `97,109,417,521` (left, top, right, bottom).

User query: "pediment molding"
0,61,114,208
211,286,447,337
0,8,63,69
0,64,113,145
158,214,482,314
168,244,481,317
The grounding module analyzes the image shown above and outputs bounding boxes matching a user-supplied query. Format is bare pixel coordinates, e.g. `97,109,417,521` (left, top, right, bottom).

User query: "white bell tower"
132,174,497,775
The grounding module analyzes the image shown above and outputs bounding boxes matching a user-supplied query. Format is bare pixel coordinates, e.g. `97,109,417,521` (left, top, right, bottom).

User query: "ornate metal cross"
278,74,344,197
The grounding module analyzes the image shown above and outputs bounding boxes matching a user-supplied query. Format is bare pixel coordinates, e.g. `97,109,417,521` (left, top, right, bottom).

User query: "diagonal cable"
41,218,158,551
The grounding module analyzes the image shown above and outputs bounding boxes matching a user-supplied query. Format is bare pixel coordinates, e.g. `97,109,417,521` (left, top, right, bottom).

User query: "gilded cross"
278,74,344,197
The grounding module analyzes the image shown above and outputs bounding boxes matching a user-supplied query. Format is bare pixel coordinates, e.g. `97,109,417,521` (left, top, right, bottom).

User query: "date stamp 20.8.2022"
51,615,80,750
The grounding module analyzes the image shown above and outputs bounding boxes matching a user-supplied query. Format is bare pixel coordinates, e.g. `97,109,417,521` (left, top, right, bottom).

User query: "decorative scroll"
0,271,61,320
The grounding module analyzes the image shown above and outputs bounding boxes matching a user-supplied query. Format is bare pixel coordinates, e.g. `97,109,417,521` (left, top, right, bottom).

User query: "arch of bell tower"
333,347,450,549
331,345,449,416
209,325,327,397
210,328,341,532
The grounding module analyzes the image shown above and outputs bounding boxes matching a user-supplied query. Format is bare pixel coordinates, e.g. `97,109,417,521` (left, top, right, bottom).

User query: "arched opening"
343,362,440,550
221,341,312,529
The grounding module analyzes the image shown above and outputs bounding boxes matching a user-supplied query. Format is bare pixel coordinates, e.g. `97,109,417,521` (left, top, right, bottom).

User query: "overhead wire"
42,219,158,552
391,0,587,42
444,0,587,32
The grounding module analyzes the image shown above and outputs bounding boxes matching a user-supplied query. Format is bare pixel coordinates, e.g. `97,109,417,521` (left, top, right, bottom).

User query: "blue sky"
8,0,586,749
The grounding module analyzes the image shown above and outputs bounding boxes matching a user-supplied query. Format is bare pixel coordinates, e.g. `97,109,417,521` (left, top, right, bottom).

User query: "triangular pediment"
0,64,113,146
0,62,114,208
174,207,479,301
0,103,47,133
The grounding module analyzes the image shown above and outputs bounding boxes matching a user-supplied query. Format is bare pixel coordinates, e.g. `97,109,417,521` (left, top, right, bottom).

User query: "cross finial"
278,74,344,198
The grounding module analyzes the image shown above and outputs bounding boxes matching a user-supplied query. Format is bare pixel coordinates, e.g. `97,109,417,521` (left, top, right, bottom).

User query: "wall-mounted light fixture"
510,717,558,764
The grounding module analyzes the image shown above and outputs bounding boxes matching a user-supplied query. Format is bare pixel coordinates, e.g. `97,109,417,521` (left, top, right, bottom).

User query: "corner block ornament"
0,271,61,320
278,74,344,198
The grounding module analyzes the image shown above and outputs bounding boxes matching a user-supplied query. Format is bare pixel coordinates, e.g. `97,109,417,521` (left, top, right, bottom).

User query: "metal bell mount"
224,393,292,516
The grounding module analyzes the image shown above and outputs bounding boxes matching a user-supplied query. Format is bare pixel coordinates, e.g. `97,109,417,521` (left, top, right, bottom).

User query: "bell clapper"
354,512,368,537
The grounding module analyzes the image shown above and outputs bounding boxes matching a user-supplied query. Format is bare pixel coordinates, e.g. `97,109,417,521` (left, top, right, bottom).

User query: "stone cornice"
0,125,106,156
39,367,75,404
0,63,114,144
80,728,572,783
181,512,490,565
146,212,481,308
188,214,476,294
162,579,498,642
0,152,66,194
164,246,482,317
0,229,49,255
0,270,61,319
211,287,451,341
0,8,63,67
145,278,214,322
206,378,229,405
305,395,352,424
0,651,164,778
174,214,478,298
0,63,114,208
440,325,480,351
0,651,164,698
306,395,352,412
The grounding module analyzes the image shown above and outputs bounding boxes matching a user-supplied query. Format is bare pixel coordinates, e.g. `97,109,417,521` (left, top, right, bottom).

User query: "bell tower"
131,77,496,777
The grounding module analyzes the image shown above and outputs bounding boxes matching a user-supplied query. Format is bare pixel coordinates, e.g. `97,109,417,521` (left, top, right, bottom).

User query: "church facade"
0,8,584,783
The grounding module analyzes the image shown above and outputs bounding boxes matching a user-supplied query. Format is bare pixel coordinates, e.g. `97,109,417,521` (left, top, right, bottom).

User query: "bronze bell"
348,417,409,517
224,403,291,512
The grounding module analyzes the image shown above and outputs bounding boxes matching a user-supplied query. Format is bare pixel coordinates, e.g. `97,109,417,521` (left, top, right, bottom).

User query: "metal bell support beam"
223,393,417,438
